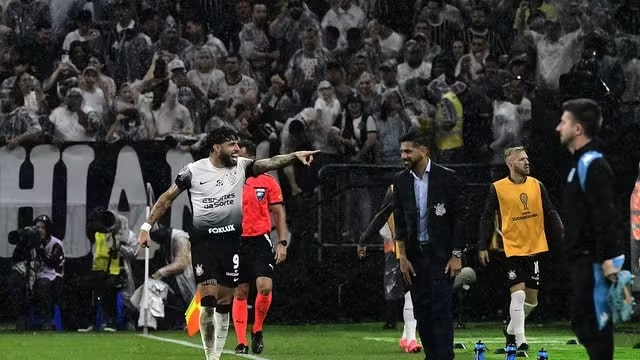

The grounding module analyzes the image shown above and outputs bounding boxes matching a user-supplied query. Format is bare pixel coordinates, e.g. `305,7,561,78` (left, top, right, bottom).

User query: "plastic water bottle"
537,348,549,360
474,340,486,360
506,343,517,360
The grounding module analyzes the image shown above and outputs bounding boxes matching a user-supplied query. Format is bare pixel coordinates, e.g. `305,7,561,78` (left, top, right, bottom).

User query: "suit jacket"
392,162,468,262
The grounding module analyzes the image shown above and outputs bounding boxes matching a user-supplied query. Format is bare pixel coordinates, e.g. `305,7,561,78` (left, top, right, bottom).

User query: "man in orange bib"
478,147,564,354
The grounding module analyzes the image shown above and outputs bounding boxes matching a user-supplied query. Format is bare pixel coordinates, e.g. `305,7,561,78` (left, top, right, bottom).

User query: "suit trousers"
570,257,614,360
410,249,455,360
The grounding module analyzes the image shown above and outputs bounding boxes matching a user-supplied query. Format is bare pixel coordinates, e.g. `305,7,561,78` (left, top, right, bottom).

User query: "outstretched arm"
251,150,320,176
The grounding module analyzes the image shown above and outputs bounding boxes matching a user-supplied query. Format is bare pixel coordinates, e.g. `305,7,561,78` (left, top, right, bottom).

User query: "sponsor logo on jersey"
208,224,236,234
202,193,236,209
255,188,266,201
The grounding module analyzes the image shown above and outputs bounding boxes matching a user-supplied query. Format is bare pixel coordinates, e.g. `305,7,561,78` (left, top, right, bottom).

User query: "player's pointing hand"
294,150,320,166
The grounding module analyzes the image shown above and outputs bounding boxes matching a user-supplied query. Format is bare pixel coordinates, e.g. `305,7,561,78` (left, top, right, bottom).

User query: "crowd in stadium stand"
0,0,636,185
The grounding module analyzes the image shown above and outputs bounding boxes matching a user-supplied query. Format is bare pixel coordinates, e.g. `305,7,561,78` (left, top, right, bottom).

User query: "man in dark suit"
392,129,468,360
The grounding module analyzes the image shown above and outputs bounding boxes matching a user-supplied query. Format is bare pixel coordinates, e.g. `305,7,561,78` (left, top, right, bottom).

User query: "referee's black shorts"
238,234,276,284
189,227,241,288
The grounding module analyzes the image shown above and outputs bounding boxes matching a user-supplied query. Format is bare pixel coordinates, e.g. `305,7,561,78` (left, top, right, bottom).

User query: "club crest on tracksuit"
434,203,446,216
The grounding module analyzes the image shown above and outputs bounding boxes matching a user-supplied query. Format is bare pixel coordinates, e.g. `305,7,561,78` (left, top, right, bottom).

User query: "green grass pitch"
2,322,639,359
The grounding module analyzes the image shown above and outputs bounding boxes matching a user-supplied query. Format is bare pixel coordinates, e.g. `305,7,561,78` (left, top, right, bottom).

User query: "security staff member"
478,146,564,353
556,98,623,360
392,129,468,360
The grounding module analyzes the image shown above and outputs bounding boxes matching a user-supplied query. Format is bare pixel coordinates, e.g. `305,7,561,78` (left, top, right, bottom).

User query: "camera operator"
77,209,136,332
8,215,64,330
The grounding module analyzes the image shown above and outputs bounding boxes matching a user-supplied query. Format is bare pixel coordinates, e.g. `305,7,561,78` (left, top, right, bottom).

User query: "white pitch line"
139,333,271,360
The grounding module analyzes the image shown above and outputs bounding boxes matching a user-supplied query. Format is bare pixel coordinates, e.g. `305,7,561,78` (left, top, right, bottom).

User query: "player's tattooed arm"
146,184,182,226
156,236,191,278
252,150,319,175
253,153,296,174
146,166,190,226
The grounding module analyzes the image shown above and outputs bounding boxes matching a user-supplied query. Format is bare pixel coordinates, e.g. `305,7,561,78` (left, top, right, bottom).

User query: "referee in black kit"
556,99,624,360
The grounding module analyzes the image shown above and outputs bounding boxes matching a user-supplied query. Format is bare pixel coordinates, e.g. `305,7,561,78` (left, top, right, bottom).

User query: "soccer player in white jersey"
137,127,318,360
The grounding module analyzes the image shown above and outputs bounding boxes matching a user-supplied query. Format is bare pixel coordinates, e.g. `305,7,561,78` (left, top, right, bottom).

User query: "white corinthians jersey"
176,157,254,231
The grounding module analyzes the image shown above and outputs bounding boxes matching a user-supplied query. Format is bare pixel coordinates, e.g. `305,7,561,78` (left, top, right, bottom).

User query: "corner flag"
185,290,201,337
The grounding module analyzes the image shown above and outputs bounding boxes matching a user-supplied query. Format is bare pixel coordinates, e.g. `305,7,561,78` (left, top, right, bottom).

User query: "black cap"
326,60,341,70
346,92,363,104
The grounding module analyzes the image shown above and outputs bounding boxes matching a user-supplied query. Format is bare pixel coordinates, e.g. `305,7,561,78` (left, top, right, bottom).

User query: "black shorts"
504,255,542,289
190,228,241,288
238,234,275,284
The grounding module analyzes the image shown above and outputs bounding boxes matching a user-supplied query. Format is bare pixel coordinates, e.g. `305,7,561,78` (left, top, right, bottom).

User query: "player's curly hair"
206,127,239,152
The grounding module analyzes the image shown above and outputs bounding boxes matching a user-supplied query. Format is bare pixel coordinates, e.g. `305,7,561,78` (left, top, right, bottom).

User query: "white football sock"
403,291,417,342
507,290,526,346
199,306,216,360
213,311,230,357
524,302,537,319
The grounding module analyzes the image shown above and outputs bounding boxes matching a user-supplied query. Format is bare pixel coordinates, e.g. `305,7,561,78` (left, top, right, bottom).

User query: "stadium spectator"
108,1,153,85
154,17,190,58
375,89,417,166
186,47,224,106
398,40,432,85
239,2,280,93
270,0,322,61
105,108,150,143
48,87,100,143
61,10,100,54
285,27,331,105
321,0,367,50
214,53,258,106
181,16,228,71
0,81,42,148
80,66,109,117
